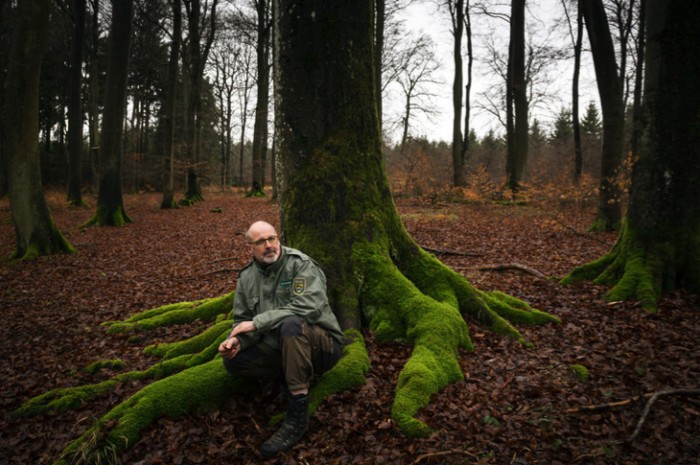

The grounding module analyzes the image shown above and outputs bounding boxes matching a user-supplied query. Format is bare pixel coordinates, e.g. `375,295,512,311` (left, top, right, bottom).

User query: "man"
218,220,345,457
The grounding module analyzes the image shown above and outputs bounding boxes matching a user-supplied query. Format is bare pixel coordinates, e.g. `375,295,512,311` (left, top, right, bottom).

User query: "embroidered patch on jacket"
280,280,292,288
293,277,306,295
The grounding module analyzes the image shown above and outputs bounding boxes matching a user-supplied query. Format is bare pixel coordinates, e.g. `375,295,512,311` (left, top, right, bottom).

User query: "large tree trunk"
581,0,625,231
4,0,74,258
563,0,700,310
84,0,133,226
275,0,556,435
67,0,86,206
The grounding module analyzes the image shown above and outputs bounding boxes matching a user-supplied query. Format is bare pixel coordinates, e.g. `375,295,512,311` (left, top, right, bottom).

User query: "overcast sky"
384,0,600,144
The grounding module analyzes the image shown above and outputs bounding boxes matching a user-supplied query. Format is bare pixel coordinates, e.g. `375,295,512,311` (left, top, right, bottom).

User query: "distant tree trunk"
4,0,75,258
462,3,472,170
450,0,466,187
67,0,86,206
84,0,134,226
250,0,270,196
629,0,645,158
581,0,625,231
88,0,100,194
564,0,700,310
571,3,583,183
161,0,181,210
182,0,218,203
506,0,528,196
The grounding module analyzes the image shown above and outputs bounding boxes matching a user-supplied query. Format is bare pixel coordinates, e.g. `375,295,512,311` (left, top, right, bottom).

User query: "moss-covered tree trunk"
563,0,700,310
84,0,134,227
274,0,557,435
4,0,75,259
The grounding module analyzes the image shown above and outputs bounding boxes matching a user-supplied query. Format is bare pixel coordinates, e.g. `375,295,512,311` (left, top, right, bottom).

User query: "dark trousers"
223,316,342,391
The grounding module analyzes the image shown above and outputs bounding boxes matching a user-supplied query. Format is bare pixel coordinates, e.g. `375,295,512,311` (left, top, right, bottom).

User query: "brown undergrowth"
0,190,698,464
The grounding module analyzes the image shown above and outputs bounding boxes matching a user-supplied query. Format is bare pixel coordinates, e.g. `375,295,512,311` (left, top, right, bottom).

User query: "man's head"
246,221,281,265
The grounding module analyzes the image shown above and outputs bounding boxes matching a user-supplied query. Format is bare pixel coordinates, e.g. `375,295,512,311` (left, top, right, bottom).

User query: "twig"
454,263,550,280
565,393,653,414
411,448,478,464
627,388,700,442
421,245,482,257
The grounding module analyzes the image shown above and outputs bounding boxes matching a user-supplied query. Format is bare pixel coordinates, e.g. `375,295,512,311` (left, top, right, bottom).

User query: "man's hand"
230,320,256,337
218,336,241,359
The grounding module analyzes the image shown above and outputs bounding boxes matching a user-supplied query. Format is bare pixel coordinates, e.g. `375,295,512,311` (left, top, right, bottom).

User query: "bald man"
218,221,345,457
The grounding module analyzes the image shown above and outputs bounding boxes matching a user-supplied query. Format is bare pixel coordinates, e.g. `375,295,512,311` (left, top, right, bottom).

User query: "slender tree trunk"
572,3,583,184
461,2,472,167
581,0,625,231
508,0,528,193
88,0,100,194
85,0,134,226
375,0,385,135
161,0,181,209
250,0,270,196
4,0,74,258
564,0,700,309
451,0,465,187
67,0,86,206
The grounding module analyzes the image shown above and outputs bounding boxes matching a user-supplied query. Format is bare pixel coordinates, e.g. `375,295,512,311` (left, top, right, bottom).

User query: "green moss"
145,320,232,359
105,293,233,333
55,359,244,465
570,364,590,382
81,206,132,228
14,380,118,418
84,359,125,375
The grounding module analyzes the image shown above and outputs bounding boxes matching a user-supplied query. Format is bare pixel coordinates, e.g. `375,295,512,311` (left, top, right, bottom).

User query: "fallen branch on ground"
421,245,481,257
627,388,700,442
454,263,550,280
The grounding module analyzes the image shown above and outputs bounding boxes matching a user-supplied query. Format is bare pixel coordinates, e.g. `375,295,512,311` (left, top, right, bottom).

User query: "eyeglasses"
250,235,279,247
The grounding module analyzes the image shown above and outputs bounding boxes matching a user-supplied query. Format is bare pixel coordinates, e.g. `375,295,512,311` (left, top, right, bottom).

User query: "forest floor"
0,190,698,465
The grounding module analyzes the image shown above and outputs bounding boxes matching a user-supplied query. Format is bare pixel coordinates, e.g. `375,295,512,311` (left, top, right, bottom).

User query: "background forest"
0,0,636,206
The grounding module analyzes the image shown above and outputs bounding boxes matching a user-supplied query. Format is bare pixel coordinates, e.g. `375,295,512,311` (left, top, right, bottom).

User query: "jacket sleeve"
231,278,262,350
252,258,327,332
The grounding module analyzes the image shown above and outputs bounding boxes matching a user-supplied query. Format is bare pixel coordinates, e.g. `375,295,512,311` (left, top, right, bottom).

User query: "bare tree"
161,0,182,209
67,0,86,206
386,34,441,152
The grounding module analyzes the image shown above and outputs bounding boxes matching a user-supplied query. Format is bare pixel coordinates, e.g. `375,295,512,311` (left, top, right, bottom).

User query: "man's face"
248,224,281,265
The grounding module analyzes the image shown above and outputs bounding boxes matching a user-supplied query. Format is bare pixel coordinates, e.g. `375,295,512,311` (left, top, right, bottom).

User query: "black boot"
260,393,309,457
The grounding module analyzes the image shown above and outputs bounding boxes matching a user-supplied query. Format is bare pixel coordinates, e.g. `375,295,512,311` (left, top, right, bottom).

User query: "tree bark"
4,0,75,258
563,0,700,310
161,0,181,209
571,3,583,183
506,0,528,194
250,0,270,196
67,0,86,206
84,0,133,226
274,0,557,435
581,0,625,231
451,0,466,187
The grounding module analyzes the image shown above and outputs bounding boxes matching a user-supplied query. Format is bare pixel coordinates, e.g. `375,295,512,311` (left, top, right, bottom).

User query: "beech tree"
3,0,74,259
563,0,699,310
15,0,559,461
67,0,87,207
84,0,134,226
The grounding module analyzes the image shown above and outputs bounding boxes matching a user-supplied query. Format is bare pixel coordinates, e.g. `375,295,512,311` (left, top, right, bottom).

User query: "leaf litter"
0,192,698,464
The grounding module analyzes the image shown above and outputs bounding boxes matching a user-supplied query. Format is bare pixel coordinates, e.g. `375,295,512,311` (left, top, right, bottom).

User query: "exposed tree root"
455,263,551,280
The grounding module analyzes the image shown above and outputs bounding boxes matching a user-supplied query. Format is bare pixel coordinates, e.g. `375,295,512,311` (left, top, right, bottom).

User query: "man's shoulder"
282,246,312,262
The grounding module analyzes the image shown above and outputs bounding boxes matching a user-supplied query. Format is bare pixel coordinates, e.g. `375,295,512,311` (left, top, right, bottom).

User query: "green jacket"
232,246,345,349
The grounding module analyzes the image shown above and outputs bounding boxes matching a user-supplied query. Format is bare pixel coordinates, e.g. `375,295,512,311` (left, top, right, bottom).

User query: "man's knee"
279,315,305,338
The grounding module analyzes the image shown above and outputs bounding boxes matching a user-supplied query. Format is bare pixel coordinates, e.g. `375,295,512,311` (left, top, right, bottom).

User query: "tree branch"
627,388,700,443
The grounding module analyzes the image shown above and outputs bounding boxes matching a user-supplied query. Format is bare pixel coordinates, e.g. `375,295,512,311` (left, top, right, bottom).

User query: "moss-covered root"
560,224,687,311
54,359,244,465
354,243,469,437
145,319,233,360
308,329,370,413
104,293,234,333
81,206,132,228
